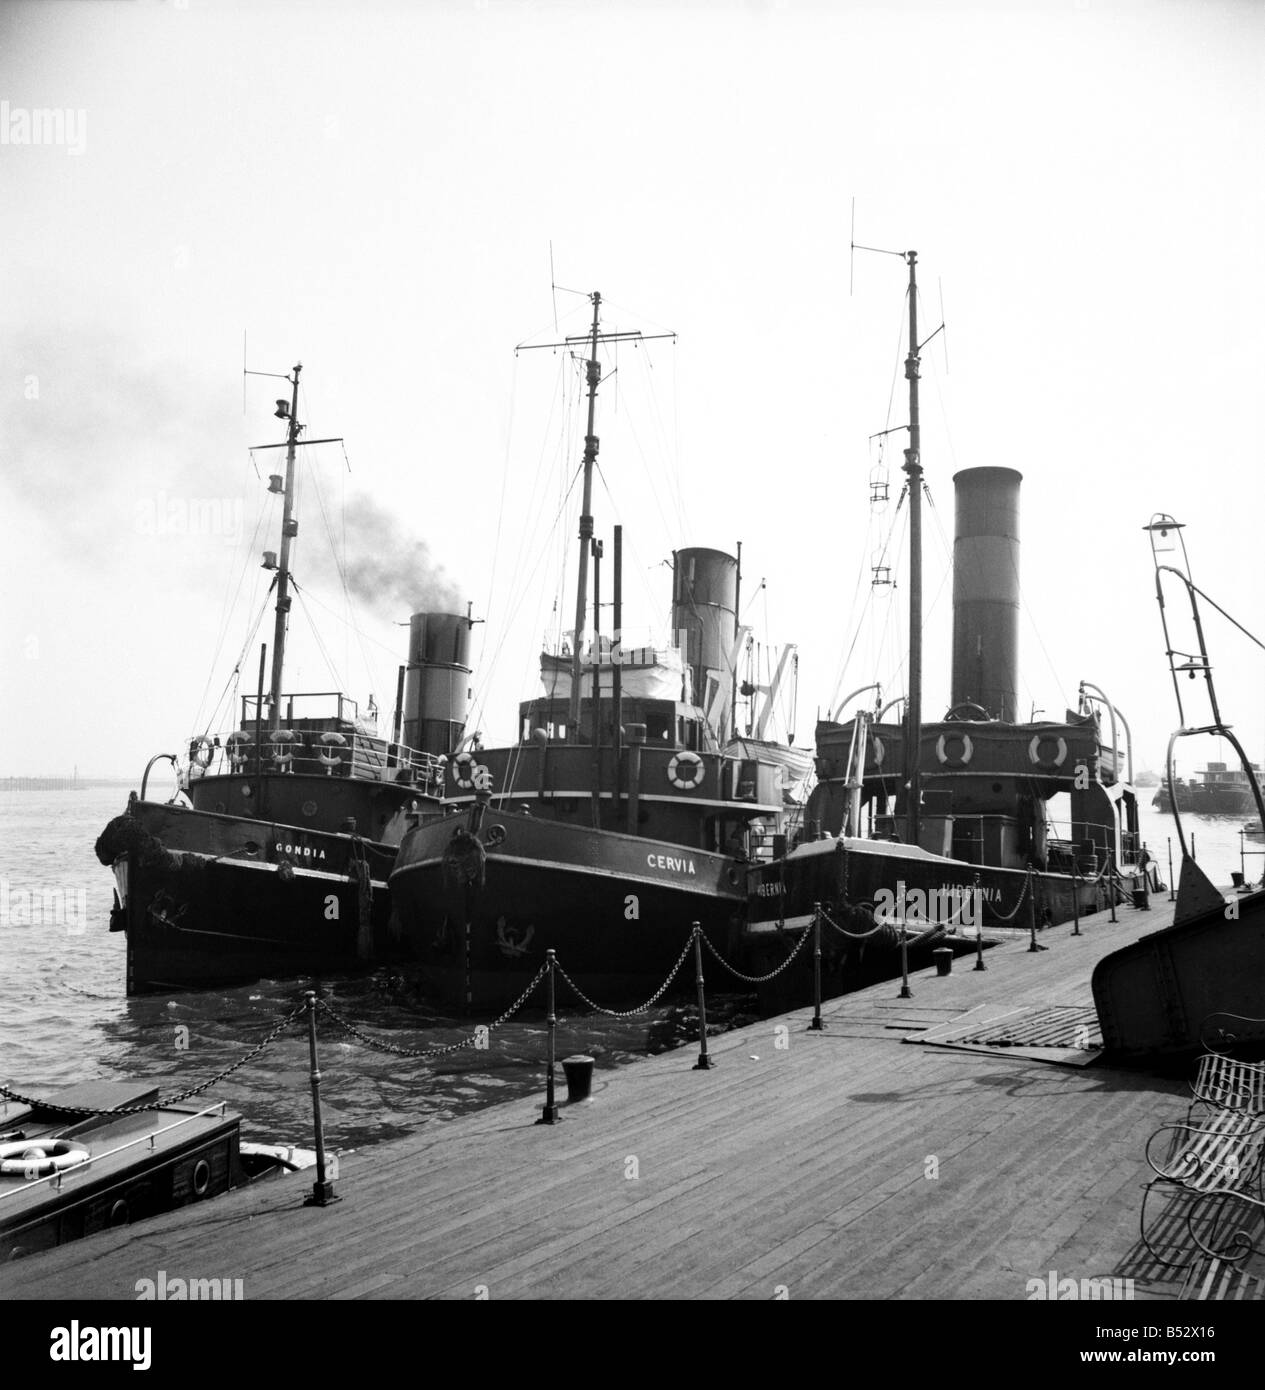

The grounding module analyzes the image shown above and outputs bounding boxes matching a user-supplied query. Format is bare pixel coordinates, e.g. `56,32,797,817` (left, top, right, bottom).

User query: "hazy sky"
3,0,1263,784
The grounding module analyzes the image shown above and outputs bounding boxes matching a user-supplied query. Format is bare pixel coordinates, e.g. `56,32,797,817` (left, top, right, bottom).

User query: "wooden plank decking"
0,893,1215,1301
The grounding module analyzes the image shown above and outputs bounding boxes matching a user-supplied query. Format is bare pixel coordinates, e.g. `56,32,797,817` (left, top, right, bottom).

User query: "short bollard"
537,949,560,1125
303,991,340,1208
809,902,825,1031
562,1055,595,1103
692,923,714,1070
933,947,953,978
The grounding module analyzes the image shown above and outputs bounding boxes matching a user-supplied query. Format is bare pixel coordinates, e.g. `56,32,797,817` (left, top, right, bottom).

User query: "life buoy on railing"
225,731,252,770
270,730,297,770
935,732,974,767
318,731,348,770
0,1139,90,1177
1028,734,1068,770
451,752,477,790
667,750,705,790
188,737,214,770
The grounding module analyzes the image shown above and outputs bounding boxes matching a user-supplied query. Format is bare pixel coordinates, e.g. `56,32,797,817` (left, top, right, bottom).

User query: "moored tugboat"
95,365,469,994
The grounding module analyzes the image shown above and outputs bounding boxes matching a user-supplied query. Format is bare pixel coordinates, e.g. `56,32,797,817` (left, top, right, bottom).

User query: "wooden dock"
0,892,1217,1301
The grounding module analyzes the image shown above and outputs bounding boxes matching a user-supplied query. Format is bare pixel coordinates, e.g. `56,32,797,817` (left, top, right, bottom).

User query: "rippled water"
0,787,756,1155
1,788,1253,1157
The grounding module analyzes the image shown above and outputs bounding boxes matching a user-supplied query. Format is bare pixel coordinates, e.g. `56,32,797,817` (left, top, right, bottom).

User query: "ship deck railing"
0,1101,232,1203
186,731,446,791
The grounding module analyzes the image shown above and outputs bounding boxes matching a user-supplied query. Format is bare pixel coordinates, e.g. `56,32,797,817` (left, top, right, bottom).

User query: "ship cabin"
438,683,787,863
179,689,446,846
808,706,1142,880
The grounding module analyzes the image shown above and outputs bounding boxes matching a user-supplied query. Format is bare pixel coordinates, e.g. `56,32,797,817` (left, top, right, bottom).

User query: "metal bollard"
809,902,825,1031
303,991,340,1208
692,924,715,1070
536,949,560,1125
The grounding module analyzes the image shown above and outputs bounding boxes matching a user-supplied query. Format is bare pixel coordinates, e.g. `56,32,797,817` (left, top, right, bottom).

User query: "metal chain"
0,1003,309,1116
315,962,548,1058
987,871,1032,924
818,906,891,940
699,922,813,983
553,931,700,1017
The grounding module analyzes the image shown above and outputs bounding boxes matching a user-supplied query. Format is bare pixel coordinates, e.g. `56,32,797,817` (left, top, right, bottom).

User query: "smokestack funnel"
671,548,738,709
402,612,471,756
951,467,1022,722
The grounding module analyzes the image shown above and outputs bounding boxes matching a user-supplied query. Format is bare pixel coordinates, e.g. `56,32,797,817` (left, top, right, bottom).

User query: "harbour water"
2,784,1254,1156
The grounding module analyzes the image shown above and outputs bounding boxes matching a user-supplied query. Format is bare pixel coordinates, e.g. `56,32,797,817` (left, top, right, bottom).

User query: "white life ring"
866,736,886,770
270,730,297,769
935,732,974,767
189,737,214,770
667,750,704,790
0,1139,90,1177
452,752,477,790
1029,734,1068,770
225,731,252,770
318,731,348,768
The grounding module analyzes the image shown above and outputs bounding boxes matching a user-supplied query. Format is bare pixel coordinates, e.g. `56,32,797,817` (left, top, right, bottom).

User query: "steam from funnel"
337,495,462,614
951,467,1022,722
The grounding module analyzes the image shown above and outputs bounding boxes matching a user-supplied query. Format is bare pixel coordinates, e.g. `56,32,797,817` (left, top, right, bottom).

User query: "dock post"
302,991,340,1208
536,949,560,1125
1108,856,1118,923
897,880,912,999
809,902,825,1031
1167,837,1175,901
1026,865,1046,952
691,924,715,1070
1071,861,1081,936
973,874,986,970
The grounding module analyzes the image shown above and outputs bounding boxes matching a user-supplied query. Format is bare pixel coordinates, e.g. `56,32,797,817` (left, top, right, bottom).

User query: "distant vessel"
1,1079,309,1261
1093,515,1265,1058
95,365,468,994
391,294,808,1009
1151,760,1263,816
746,247,1145,982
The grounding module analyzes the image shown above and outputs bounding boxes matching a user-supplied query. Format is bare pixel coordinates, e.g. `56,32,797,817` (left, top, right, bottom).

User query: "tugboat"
1092,515,1265,1058
746,247,1145,983
95,364,470,994
1152,760,1263,816
390,294,808,1009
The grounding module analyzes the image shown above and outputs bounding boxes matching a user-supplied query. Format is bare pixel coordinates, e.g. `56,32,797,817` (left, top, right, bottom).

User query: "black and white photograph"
1,0,1263,1357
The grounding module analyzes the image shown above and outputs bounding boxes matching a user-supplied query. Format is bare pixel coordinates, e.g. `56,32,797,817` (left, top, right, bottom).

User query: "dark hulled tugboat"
746,249,1147,982
95,365,471,993
390,294,808,1010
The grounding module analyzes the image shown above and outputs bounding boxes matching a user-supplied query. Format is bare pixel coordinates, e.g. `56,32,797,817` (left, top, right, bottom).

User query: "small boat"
391,295,808,1009
1245,820,1264,840
1152,761,1263,816
0,1079,312,1262
746,245,1145,990
95,365,472,994
1092,515,1265,1059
